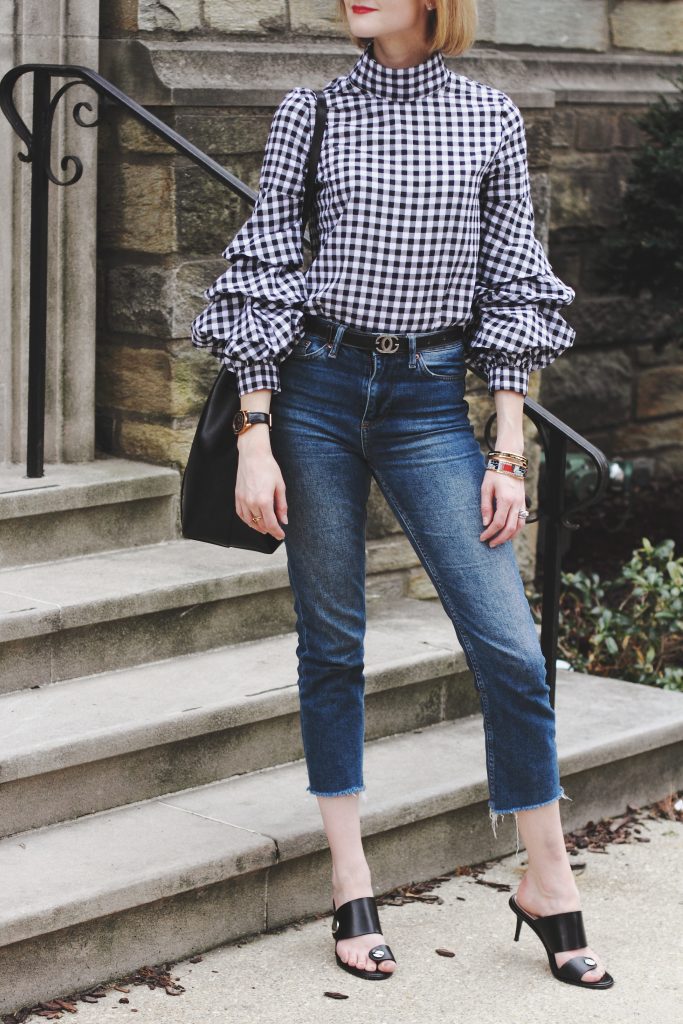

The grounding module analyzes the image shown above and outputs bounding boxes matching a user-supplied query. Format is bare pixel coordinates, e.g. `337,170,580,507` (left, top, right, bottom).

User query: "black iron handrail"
0,63,610,706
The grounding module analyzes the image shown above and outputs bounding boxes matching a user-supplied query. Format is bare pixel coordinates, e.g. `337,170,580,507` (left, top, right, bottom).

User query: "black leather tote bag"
181,91,327,553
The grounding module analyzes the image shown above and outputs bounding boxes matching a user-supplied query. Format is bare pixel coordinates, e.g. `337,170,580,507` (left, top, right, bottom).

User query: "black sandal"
331,896,397,981
509,894,614,989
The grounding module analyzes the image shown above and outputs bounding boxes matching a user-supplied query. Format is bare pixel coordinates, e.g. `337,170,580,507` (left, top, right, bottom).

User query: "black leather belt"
303,312,466,355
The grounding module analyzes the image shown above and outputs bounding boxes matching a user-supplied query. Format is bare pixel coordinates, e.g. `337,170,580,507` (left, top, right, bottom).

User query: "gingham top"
191,40,576,397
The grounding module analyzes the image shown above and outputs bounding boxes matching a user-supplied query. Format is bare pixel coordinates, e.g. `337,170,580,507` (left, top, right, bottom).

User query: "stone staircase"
1,455,682,1015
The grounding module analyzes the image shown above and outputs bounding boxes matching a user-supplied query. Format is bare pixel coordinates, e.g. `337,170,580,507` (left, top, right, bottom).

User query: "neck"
370,35,433,70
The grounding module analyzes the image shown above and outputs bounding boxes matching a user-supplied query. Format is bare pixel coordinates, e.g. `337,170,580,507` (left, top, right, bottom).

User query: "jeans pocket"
416,338,466,380
290,332,331,360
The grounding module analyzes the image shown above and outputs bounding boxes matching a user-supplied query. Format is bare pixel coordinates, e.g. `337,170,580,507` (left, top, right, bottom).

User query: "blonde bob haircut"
336,0,478,57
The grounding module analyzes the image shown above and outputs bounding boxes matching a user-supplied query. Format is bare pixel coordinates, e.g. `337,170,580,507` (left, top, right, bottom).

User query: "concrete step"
1,670,681,1015
0,457,180,569
0,534,421,693
0,597,477,837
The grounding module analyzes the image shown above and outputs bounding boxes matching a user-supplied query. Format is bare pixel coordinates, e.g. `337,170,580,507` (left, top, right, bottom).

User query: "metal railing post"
26,69,51,477
540,430,568,709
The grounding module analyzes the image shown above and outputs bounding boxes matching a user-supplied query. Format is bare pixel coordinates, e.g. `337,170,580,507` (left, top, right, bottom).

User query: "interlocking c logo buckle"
374,333,400,354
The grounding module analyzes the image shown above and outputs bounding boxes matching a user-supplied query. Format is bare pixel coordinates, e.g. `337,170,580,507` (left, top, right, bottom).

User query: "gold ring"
251,514,263,522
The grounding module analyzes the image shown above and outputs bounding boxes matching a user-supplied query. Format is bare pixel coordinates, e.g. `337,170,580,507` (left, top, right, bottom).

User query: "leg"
318,793,396,975
513,803,609,982
271,341,394,973
362,353,604,981
366,420,566,830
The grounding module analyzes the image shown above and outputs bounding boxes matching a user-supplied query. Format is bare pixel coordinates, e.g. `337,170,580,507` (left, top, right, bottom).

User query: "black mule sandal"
509,894,614,989
331,896,397,981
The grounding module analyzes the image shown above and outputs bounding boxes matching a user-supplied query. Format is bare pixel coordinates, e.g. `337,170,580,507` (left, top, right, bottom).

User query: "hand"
480,469,527,548
235,427,288,541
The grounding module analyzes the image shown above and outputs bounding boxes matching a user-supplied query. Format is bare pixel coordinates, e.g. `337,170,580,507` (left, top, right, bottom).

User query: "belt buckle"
374,333,400,354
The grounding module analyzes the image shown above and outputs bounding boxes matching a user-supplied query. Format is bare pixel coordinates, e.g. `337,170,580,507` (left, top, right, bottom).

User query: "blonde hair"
336,0,478,57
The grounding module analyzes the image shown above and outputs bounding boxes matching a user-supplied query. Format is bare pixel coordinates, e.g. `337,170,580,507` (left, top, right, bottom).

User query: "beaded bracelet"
485,457,527,479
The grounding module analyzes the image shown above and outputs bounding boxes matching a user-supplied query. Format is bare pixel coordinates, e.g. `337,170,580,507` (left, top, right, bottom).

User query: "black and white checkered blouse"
191,40,576,397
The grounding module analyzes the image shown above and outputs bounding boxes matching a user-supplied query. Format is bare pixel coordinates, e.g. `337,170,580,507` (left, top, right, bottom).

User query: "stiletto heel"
509,894,614,989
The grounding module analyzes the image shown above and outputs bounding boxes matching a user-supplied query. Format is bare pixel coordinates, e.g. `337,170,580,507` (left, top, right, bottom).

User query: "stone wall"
540,102,683,481
102,0,683,52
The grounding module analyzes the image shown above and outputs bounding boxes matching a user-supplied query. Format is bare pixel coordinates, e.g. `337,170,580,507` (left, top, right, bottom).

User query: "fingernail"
282,514,288,524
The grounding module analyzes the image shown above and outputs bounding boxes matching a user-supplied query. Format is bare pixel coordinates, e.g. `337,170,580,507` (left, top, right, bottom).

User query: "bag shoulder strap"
302,89,327,232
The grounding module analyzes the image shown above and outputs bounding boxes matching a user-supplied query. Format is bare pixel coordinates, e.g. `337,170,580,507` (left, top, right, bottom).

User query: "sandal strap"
557,954,601,984
368,944,396,964
535,909,587,953
332,896,382,941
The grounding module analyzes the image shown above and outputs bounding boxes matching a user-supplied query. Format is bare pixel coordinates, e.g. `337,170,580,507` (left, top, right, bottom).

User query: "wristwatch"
232,409,273,436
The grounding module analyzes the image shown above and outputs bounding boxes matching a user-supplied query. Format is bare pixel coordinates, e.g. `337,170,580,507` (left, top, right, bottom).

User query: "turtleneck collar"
347,40,451,102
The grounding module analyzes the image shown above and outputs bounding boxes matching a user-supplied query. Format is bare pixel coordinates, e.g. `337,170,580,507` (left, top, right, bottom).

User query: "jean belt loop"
328,322,345,359
407,333,417,369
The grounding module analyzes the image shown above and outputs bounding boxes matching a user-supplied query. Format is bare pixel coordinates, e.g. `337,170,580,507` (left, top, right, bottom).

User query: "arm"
190,86,316,397
466,93,576,399
472,94,577,546
191,88,316,538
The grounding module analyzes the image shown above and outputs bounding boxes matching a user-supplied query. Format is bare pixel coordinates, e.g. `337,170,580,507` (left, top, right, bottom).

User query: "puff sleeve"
465,93,577,396
190,87,315,396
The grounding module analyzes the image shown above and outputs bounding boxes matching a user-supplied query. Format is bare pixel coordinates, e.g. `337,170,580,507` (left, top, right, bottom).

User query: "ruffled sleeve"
465,93,576,396
190,87,316,396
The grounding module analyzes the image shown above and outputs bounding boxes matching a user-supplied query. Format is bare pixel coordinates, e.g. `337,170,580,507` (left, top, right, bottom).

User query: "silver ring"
517,508,529,519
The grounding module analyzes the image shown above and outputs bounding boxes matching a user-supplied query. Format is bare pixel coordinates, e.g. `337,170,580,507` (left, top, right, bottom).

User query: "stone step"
0,535,421,693
0,457,180,569
0,670,681,1015
0,597,476,838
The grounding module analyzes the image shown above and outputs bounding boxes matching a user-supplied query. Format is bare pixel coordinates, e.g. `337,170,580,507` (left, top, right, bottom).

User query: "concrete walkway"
31,812,682,1024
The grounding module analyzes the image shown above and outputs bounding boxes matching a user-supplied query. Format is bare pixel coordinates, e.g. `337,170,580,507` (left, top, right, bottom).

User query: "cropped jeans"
269,315,568,839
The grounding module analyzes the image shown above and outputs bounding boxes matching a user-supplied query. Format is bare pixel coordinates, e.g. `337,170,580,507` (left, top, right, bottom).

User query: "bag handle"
302,90,328,233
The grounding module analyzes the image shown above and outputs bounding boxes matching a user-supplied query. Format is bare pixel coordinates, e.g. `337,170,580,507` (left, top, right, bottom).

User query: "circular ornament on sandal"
583,957,597,966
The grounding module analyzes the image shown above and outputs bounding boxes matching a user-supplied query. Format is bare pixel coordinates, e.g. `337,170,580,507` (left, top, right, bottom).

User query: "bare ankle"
332,859,371,887
524,866,578,902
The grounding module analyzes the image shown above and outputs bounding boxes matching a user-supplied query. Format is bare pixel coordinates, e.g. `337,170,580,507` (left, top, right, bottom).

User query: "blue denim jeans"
270,315,568,838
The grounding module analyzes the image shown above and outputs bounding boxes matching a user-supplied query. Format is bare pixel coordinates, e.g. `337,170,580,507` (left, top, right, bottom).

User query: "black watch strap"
233,409,272,435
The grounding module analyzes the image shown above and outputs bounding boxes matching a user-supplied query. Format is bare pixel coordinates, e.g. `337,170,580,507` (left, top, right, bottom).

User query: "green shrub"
526,537,683,691
598,67,683,305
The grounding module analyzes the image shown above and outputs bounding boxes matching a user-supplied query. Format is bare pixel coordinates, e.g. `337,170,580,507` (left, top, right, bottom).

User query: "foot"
332,864,396,975
515,871,608,983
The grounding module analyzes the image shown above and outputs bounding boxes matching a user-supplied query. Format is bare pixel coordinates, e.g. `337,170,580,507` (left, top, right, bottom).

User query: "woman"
191,0,613,990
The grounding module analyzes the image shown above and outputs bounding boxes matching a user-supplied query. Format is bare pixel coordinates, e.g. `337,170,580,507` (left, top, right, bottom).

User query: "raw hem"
306,784,366,797
488,787,572,856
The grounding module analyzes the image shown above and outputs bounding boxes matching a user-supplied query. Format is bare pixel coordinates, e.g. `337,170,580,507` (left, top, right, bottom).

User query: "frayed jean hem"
488,787,573,857
306,784,366,798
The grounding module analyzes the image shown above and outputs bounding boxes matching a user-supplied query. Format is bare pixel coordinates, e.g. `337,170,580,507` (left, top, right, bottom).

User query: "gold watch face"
233,411,247,434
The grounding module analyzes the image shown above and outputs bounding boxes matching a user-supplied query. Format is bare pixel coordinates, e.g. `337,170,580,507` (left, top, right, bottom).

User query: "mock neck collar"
348,40,450,102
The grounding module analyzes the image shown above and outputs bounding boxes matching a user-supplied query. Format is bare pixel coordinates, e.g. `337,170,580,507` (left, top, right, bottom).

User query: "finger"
249,508,267,534
489,500,521,547
481,478,494,528
274,480,288,525
260,502,285,539
480,497,512,540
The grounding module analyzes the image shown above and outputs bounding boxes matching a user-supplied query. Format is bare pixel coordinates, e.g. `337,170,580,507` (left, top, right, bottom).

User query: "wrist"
236,423,271,451
493,436,524,456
